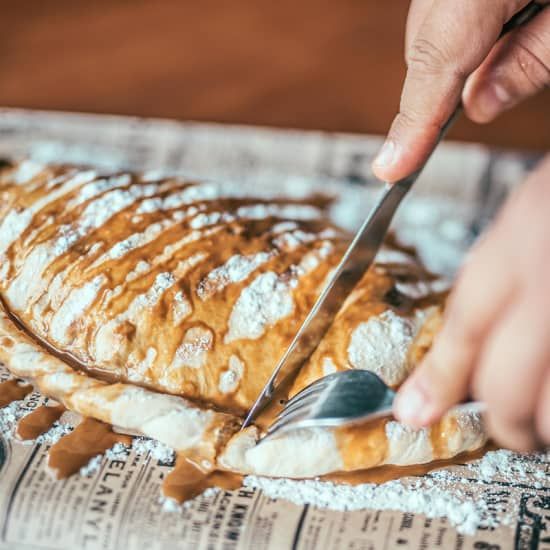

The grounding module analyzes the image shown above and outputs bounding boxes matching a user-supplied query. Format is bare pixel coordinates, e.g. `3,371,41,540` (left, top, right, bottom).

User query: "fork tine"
277,392,320,417
266,406,312,436
285,376,330,404
262,375,343,440
264,378,331,438
285,385,324,407
265,417,299,438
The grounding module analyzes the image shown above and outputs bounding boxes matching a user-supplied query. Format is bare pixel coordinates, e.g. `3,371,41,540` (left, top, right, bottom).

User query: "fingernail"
373,139,397,168
394,383,432,427
492,82,512,104
476,81,512,120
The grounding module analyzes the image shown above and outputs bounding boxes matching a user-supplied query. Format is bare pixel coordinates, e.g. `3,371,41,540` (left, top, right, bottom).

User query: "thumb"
463,5,550,123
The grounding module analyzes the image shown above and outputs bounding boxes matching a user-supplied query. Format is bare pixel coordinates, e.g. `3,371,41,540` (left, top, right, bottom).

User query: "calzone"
0,160,486,476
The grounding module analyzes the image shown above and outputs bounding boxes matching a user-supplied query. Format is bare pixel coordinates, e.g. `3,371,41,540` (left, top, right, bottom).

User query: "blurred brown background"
2,0,549,150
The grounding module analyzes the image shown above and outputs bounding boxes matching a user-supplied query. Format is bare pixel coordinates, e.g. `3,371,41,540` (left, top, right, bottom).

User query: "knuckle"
476,371,532,424
393,110,419,129
510,36,550,92
391,110,443,138
491,404,534,432
407,37,466,80
501,434,536,453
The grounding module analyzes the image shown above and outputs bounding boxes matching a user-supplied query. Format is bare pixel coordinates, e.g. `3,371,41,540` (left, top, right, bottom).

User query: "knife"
241,0,544,429
241,167,438,429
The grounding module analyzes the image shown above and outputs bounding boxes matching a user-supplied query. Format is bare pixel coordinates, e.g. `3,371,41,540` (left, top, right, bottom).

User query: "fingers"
394,220,516,428
372,0,530,182
473,287,550,451
464,5,550,123
396,155,550,449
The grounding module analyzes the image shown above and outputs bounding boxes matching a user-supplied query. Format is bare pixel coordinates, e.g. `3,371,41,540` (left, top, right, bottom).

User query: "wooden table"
2,0,549,151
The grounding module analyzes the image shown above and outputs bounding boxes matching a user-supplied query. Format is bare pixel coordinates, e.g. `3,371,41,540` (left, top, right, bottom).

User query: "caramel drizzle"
1,164,345,412
162,453,243,504
161,444,497,504
0,379,494,505
0,379,32,407
0,164,486,505
16,404,66,440
47,418,132,479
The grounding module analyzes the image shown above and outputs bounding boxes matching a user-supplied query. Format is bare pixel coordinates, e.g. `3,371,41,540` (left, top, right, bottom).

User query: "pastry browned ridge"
0,159,487,491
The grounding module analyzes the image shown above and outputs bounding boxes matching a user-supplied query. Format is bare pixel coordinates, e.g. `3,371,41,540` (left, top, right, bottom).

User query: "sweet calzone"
0,160,487,477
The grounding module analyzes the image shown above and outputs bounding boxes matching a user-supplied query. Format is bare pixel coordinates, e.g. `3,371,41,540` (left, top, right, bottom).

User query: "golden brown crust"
0,160,347,412
0,306,239,462
0,160,486,478
291,260,446,396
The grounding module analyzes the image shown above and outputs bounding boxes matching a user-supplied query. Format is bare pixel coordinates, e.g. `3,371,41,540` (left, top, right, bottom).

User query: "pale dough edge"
0,307,239,465
219,407,488,477
0,307,487,478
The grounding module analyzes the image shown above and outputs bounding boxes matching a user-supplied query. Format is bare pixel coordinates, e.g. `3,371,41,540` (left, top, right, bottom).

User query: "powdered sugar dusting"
243,475,488,534
218,355,245,394
132,436,175,463
71,174,130,205
57,184,159,256
197,252,273,300
225,271,294,343
0,400,29,437
236,203,321,221
159,486,220,512
0,372,546,536
0,385,72,444
12,160,45,184
171,291,192,324
80,454,103,477
172,326,213,370
470,449,548,488
106,442,130,460
395,278,451,300
347,310,426,386
241,448,548,534
35,421,73,445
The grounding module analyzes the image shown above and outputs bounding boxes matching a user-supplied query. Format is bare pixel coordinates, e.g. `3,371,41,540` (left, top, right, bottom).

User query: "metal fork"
263,370,485,440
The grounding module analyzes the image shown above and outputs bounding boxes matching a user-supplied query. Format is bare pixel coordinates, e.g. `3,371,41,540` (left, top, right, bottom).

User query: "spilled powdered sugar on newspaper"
244,448,549,535
1,363,547,535
0,179,545,535
0,121,545,542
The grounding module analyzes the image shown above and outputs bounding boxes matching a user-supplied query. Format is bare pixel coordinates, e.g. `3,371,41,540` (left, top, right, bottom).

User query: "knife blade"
241,0,544,430
241,99,459,429
241,172,419,429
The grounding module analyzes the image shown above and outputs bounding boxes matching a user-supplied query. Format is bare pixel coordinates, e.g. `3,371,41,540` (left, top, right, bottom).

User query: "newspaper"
0,108,548,550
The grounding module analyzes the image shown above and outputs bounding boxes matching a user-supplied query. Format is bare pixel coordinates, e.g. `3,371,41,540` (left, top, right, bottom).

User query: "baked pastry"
0,160,487,475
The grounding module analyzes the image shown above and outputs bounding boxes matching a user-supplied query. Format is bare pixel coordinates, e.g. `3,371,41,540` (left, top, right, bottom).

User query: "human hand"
394,155,550,451
371,0,550,183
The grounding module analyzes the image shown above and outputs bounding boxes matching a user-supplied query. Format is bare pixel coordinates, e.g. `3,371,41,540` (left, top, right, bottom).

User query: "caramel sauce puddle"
323,443,497,485
0,379,32,407
0,379,495,503
162,454,243,504
47,418,132,479
160,445,497,505
16,404,66,440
